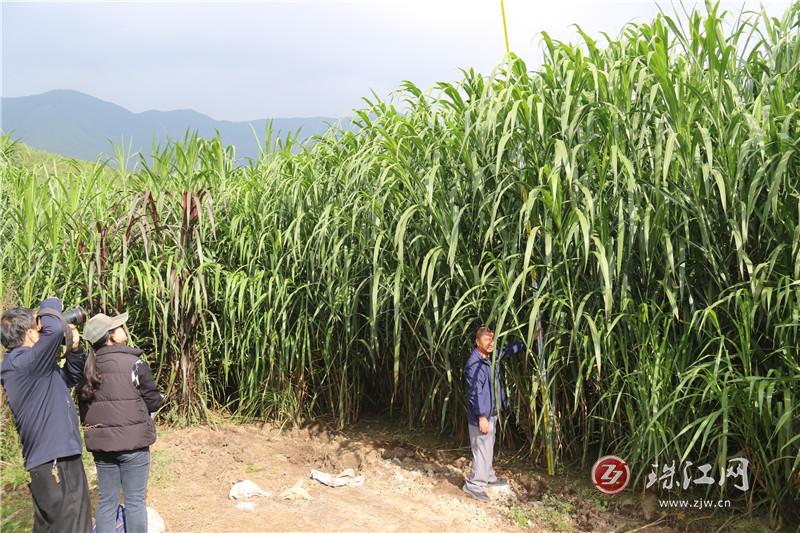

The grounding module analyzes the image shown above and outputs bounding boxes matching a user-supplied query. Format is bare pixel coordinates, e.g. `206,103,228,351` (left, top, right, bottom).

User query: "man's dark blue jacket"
1,298,86,470
464,340,525,426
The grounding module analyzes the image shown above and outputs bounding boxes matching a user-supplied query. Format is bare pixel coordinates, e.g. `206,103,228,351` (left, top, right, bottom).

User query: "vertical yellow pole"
500,0,511,54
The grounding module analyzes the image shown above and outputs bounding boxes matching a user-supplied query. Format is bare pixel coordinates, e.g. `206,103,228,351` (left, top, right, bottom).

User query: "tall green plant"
0,2,798,525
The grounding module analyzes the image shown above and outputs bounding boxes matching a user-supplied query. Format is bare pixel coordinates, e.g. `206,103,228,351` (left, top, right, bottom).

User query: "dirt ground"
2,417,777,532
143,419,663,533
149,422,507,532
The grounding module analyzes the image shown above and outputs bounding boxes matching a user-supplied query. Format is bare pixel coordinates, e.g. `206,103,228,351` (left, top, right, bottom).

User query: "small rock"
454,457,469,470
446,465,464,477
486,483,517,503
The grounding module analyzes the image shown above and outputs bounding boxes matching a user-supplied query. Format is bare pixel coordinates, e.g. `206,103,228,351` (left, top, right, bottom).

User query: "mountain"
0,90,340,163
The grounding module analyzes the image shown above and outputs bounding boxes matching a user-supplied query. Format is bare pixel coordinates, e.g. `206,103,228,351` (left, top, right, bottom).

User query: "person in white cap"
80,312,164,533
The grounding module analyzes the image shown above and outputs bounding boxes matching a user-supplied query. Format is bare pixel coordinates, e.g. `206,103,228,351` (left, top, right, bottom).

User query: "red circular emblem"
591,455,630,495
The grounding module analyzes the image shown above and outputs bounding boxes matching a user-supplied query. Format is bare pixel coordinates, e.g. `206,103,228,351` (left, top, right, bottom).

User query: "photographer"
80,312,164,533
0,298,92,533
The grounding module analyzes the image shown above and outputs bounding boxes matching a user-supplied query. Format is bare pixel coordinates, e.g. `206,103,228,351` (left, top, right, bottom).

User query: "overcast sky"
1,0,794,121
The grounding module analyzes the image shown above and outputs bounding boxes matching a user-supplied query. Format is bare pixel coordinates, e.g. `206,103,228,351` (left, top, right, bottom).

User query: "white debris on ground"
234,501,257,512
147,506,166,533
279,479,314,500
485,482,517,503
226,432,518,520
229,480,272,499
310,468,365,487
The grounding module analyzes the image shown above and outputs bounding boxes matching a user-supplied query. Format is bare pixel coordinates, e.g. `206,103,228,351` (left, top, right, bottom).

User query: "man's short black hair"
1,307,35,350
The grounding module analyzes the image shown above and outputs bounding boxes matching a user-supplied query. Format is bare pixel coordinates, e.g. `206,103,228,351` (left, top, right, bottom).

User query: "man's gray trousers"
464,416,498,492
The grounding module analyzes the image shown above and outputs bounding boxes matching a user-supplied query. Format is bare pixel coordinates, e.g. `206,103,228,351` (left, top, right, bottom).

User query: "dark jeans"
29,454,92,533
93,448,150,533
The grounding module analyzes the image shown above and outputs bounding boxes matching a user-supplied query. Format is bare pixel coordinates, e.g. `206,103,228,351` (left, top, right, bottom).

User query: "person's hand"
69,325,80,351
479,416,489,434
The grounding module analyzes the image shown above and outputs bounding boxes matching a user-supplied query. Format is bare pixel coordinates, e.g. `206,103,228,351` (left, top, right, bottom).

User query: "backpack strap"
37,308,73,352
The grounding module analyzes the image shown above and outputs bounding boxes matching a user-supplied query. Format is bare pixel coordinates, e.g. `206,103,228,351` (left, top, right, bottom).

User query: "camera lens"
63,306,87,326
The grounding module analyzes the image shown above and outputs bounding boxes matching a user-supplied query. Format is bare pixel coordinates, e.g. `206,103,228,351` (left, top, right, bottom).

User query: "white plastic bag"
229,480,272,499
309,468,365,487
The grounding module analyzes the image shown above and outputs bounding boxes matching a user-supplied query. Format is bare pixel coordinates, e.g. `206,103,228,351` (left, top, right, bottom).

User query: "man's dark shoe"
488,477,508,487
462,484,490,502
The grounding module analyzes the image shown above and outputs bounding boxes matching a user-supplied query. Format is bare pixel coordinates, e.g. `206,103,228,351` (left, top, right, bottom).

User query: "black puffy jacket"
79,345,164,452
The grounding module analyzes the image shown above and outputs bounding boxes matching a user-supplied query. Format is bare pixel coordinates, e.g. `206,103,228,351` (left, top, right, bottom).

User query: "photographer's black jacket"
0,298,85,470
79,345,163,452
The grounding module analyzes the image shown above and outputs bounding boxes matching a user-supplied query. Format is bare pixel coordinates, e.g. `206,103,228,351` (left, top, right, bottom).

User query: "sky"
1,0,794,121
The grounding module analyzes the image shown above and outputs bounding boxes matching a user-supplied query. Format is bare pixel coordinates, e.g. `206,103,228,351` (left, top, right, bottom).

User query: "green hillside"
1,136,100,174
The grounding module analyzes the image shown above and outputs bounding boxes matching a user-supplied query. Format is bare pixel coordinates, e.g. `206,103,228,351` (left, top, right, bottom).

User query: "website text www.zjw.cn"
658,498,732,510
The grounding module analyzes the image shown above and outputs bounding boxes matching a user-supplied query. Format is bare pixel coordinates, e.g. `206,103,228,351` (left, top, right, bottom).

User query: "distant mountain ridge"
1,90,339,162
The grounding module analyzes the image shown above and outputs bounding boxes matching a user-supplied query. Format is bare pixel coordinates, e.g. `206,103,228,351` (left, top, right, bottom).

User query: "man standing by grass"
1,298,92,533
462,325,526,502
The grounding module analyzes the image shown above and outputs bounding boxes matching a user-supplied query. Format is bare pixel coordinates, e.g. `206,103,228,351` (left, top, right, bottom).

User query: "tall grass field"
1,2,798,526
